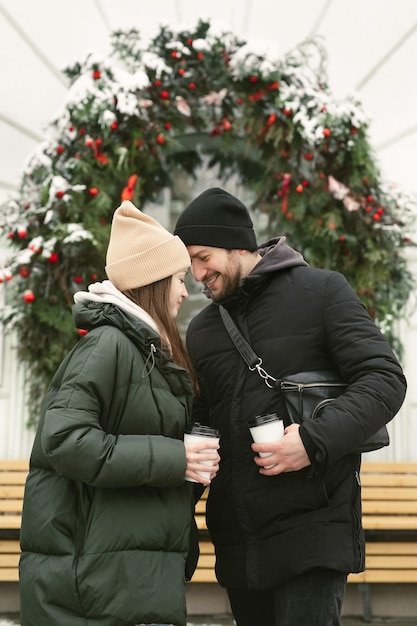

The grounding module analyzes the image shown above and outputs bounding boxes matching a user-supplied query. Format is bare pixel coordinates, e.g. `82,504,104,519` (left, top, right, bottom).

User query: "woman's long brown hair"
123,277,199,395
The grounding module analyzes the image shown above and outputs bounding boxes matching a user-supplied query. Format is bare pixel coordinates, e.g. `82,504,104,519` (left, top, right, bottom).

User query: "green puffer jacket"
19,299,196,626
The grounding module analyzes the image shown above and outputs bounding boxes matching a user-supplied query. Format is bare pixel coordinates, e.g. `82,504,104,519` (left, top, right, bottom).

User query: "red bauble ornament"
57,145,65,154
18,229,27,239
188,83,196,90
171,51,179,59
19,268,30,278
74,275,83,284
187,38,193,45
156,134,166,145
197,52,204,60
48,252,59,263
323,128,331,137
55,190,65,198
164,122,171,130
92,69,101,80
111,122,118,130
178,68,185,76
304,153,313,161
8,232,14,239
295,184,303,193
79,128,86,135
154,80,162,87
89,187,99,196
85,138,94,147
249,76,259,83
160,90,169,99
23,290,35,303
283,108,292,116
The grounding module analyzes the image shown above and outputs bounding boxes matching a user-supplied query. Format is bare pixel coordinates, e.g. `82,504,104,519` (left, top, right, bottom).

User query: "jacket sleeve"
40,329,187,488
299,271,407,467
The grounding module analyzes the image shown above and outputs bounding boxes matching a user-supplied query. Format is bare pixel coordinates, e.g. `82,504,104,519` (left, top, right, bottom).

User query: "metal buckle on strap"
249,358,277,388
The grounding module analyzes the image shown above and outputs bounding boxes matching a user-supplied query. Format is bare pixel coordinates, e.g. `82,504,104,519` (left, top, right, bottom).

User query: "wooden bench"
192,461,417,620
2,459,417,620
0,459,27,582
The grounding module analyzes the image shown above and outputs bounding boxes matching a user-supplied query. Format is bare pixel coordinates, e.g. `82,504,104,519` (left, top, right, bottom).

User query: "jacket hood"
255,236,308,274
74,280,159,332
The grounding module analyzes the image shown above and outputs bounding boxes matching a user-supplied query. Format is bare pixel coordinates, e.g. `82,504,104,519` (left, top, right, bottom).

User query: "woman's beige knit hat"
105,200,190,290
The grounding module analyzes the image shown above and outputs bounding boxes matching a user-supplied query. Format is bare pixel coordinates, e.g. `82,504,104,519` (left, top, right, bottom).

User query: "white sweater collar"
73,280,159,334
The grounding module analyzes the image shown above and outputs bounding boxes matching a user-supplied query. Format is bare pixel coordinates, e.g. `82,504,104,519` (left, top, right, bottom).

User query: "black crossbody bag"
219,305,389,454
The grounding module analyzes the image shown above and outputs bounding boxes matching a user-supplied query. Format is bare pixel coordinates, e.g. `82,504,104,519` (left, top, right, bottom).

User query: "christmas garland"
0,20,415,424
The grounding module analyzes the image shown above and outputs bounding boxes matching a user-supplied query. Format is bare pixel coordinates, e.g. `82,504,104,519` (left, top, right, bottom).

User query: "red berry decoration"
305,153,313,161
18,229,27,239
178,68,185,76
19,268,30,278
78,328,88,336
295,184,303,193
89,187,99,196
92,69,101,80
111,122,118,130
55,190,65,198
197,52,204,60
323,128,331,137
249,76,259,83
188,83,196,90
48,252,59,263
160,90,169,99
156,134,166,145
57,145,65,154
74,276,83,284
23,290,35,303
164,122,171,130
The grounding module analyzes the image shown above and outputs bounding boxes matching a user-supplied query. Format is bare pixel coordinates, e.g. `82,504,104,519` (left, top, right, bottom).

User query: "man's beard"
209,257,242,303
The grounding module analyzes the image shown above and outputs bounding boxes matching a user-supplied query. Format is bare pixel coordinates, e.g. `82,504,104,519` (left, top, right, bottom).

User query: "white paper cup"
248,413,284,468
184,424,220,482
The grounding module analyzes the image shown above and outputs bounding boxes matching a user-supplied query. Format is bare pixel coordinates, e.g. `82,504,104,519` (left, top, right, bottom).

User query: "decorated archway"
0,20,415,423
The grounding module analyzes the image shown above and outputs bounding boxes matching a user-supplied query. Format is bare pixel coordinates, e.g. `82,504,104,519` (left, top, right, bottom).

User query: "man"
174,187,407,626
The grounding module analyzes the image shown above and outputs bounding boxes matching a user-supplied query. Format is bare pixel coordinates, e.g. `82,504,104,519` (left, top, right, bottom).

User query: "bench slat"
362,516,417,530
348,570,417,583
362,501,417,514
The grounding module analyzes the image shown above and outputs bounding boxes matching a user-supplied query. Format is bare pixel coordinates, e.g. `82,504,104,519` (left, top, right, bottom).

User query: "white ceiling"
1,0,417,203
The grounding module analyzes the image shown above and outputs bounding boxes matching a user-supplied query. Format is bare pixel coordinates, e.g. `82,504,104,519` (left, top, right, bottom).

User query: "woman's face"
168,268,189,318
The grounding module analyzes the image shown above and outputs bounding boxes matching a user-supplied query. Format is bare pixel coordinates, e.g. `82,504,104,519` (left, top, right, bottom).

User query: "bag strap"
219,305,277,389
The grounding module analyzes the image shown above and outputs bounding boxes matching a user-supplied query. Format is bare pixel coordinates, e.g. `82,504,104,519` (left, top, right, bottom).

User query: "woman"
19,201,220,626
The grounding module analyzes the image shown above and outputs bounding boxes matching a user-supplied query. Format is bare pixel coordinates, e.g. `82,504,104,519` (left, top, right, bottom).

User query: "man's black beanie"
174,187,258,250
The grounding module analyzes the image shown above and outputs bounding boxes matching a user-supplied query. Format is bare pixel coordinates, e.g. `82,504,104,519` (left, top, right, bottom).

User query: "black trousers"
226,568,347,626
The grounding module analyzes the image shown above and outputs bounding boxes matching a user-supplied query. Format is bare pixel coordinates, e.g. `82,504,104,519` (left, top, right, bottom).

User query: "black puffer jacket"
186,238,406,590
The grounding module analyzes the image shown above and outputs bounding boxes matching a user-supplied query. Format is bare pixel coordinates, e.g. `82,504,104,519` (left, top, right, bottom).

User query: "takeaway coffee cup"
248,413,284,468
184,423,220,483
